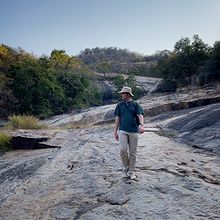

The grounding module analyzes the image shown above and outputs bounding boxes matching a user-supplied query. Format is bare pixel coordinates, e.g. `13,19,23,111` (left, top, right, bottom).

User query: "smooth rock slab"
98,189,130,205
0,125,220,219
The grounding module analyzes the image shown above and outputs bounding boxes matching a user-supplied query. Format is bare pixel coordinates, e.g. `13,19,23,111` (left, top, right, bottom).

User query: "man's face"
121,92,130,100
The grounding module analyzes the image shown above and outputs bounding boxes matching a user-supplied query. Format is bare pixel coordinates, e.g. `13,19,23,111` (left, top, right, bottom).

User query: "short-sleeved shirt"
114,100,144,133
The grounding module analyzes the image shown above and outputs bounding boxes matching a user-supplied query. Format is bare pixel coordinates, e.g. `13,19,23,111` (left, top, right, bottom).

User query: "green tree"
113,74,125,91
8,59,68,118
126,73,142,98
200,41,220,84
213,41,220,59
113,73,142,99
153,35,211,87
50,49,82,70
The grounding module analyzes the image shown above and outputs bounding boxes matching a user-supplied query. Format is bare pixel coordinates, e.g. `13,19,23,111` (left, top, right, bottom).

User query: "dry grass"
156,129,177,138
0,133,12,152
5,114,47,130
216,82,220,94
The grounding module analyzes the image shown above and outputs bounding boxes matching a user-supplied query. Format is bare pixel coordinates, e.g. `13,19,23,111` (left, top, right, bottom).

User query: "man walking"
114,86,144,180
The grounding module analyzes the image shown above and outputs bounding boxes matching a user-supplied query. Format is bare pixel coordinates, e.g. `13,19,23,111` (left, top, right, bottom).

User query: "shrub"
0,133,12,152
5,114,46,130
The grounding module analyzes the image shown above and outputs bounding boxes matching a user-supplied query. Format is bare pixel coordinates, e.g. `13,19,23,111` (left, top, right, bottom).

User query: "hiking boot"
123,167,130,178
129,172,137,180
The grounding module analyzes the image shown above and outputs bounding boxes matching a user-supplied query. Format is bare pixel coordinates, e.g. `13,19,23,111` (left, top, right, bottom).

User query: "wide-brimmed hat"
118,86,134,96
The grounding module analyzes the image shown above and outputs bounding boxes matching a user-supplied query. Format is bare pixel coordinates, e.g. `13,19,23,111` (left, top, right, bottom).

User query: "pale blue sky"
1,0,220,56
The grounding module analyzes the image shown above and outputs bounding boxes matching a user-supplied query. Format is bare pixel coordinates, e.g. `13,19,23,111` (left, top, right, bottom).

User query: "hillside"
78,47,159,75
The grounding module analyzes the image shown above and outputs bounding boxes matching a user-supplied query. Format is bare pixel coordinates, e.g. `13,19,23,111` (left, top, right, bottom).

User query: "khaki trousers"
119,130,138,172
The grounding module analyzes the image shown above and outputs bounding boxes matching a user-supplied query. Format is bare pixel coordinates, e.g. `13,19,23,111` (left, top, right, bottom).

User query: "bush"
0,133,12,152
112,73,144,99
5,114,46,130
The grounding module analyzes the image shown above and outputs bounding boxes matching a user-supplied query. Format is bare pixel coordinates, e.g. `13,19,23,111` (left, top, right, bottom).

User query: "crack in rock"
98,191,130,205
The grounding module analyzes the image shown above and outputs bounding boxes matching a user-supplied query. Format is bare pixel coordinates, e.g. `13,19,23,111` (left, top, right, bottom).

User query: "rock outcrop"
43,87,220,128
1,87,220,219
0,125,220,219
95,74,162,104
150,102,220,154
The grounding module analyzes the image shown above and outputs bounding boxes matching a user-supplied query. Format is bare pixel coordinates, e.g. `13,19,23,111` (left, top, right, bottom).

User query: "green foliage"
213,41,220,59
0,44,17,72
0,45,103,119
1,36,219,118
8,59,68,118
113,73,142,99
0,133,12,152
151,35,217,87
126,74,143,98
5,114,46,130
203,41,220,83
79,47,142,65
57,71,102,109
0,45,19,117
113,74,126,91
50,49,82,70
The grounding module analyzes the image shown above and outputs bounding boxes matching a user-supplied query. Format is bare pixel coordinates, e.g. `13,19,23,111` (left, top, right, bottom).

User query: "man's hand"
114,116,120,141
138,125,145,134
137,115,144,134
114,130,119,141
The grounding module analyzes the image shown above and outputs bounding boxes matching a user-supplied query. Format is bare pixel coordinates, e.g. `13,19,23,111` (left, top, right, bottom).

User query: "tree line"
1,35,219,118
0,46,102,119
149,35,220,88
79,36,220,88
79,47,159,74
